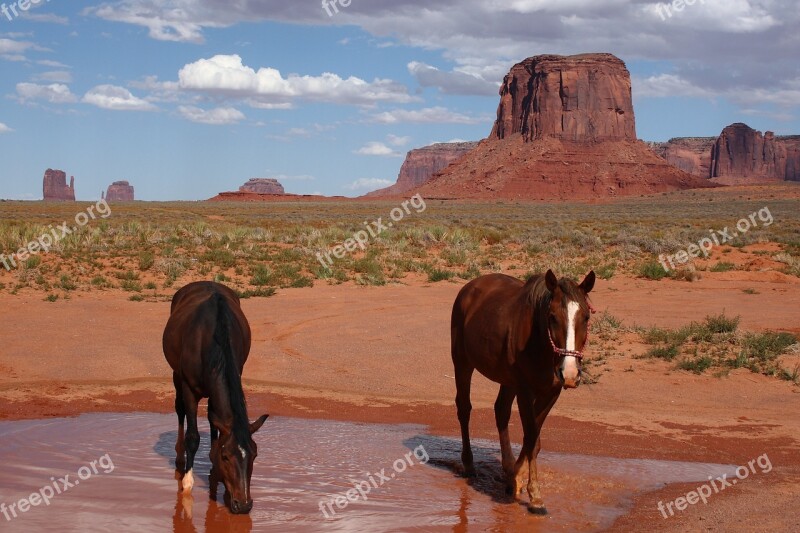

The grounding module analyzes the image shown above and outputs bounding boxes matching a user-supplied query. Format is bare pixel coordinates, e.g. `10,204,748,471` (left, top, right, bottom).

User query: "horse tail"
212,293,249,436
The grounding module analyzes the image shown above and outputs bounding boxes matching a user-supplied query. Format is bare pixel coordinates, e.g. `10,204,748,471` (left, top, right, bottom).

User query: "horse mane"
210,293,251,447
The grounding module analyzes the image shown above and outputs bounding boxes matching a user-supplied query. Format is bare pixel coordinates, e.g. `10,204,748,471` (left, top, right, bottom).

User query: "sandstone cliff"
43,169,75,201
709,123,799,184
367,142,478,197
491,53,636,142
649,138,716,178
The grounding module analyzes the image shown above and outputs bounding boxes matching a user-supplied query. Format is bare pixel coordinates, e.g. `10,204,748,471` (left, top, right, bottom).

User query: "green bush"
637,261,668,280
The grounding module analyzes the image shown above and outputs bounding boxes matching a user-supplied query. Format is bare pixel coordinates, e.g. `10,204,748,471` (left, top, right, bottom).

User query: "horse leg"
494,385,516,492
208,398,218,444
454,364,476,477
173,372,186,473
514,389,546,514
181,384,201,493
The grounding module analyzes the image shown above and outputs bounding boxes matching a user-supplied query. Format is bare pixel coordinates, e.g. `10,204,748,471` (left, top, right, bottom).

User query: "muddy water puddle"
0,414,735,532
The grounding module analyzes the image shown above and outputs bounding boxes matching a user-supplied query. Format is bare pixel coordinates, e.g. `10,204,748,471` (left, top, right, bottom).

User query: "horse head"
208,412,269,514
545,270,595,389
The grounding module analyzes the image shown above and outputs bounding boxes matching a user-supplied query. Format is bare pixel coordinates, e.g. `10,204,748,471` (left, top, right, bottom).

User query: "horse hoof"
528,504,548,516
181,470,194,492
462,467,476,478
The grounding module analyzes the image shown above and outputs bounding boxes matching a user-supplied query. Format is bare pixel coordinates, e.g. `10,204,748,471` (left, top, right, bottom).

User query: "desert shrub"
637,261,668,280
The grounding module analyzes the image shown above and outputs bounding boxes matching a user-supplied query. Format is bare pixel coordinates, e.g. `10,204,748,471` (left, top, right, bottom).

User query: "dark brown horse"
451,270,595,514
163,281,268,514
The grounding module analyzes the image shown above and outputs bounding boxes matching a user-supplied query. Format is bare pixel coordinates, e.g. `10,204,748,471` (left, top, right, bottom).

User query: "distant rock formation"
415,53,715,200
105,181,135,202
239,178,285,195
648,138,716,178
43,169,75,201
491,53,636,142
367,142,479,197
710,123,793,184
783,137,800,181
650,124,800,183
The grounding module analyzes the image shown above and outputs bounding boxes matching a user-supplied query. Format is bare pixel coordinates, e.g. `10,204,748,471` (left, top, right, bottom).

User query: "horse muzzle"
559,355,581,389
230,497,253,514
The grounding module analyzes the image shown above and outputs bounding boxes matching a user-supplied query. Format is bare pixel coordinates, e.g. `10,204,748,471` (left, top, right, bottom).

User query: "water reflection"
0,414,736,532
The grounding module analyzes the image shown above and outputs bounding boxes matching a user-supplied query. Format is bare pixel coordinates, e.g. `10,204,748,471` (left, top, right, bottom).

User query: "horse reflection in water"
172,490,253,533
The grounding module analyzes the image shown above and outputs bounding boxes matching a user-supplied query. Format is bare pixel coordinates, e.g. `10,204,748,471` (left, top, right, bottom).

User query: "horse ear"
250,414,269,435
580,271,596,294
545,270,558,293
209,411,230,435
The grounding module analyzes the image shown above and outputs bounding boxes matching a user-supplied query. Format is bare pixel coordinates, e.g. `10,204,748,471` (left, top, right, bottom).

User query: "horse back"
452,274,533,383
163,282,251,386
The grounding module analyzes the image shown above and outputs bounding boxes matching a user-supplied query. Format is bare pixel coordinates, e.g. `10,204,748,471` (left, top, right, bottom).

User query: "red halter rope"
548,301,596,362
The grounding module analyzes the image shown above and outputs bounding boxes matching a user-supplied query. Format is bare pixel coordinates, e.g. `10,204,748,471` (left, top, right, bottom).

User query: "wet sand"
1,276,799,531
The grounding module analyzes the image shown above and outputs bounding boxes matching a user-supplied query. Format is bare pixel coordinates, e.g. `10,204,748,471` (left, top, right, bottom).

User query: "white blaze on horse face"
561,301,580,383
239,445,247,460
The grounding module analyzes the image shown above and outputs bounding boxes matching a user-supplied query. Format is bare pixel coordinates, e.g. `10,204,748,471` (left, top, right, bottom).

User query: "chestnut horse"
163,281,268,514
451,270,595,514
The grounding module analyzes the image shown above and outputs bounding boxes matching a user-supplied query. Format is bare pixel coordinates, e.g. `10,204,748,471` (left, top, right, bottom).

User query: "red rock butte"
239,178,286,195
367,142,479,197
105,181,135,202
416,53,717,200
650,123,800,184
43,169,75,201
491,53,636,143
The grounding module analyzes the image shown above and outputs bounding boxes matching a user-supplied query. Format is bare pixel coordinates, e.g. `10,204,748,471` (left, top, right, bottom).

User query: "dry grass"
1,185,799,299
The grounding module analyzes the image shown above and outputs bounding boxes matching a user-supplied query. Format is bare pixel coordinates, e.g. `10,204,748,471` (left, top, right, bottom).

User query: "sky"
0,0,798,201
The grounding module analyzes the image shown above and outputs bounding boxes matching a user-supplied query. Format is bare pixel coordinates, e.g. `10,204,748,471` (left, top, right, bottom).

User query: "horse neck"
518,293,554,363
209,359,250,443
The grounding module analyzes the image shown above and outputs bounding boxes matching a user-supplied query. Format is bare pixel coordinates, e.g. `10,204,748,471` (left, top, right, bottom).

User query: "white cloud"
16,82,78,104
20,13,69,24
354,142,403,157
82,85,157,111
633,74,716,99
129,75,181,102
34,70,73,83
0,37,34,60
345,178,394,191
178,105,245,125
37,59,70,68
0,122,13,133
408,61,499,96
371,106,486,125
178,54,415,106
387,134,411,146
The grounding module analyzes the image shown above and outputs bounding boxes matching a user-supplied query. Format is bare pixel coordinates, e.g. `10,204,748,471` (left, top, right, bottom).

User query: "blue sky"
1,0,798,201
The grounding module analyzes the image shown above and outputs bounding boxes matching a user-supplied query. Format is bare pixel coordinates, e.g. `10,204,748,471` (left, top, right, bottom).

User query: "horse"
163,281,268,514
450,269,595,514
